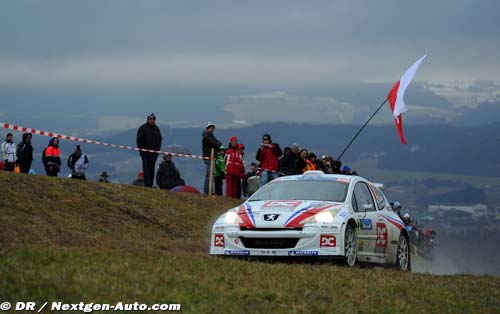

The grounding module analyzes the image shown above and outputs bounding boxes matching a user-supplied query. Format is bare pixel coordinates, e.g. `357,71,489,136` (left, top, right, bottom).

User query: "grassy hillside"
1,171,499,314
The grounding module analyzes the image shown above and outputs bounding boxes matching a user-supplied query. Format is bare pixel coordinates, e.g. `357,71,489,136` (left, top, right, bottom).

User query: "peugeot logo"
264,214,280,222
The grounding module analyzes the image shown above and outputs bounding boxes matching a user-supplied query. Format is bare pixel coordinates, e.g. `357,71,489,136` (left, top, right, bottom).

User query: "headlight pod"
224,211,243,224
301,210,335,224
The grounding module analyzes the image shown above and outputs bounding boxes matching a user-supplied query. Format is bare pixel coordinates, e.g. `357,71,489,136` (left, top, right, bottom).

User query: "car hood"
236,200,345,228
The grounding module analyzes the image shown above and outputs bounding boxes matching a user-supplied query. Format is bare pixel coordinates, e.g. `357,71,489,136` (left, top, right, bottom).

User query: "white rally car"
210,171,411,271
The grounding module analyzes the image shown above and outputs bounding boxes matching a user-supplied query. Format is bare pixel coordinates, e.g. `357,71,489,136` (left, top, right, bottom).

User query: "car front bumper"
209,224,344,257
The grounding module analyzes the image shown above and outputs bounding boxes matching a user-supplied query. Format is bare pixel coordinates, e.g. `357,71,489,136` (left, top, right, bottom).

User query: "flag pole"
336,98,388,161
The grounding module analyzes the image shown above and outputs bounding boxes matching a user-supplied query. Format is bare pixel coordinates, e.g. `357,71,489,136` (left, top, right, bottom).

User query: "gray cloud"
427,81,500,107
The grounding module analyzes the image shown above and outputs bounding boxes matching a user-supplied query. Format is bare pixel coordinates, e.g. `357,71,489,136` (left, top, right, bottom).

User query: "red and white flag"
387,55,427,144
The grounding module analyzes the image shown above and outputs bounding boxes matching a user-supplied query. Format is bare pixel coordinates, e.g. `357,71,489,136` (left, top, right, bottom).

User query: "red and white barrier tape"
1,122,210,160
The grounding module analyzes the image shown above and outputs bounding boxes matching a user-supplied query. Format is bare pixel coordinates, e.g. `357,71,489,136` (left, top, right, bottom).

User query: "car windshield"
248,180,349,202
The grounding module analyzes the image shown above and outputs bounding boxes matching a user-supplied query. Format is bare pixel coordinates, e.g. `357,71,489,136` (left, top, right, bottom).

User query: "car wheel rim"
398,236,409,270
345,228,356,266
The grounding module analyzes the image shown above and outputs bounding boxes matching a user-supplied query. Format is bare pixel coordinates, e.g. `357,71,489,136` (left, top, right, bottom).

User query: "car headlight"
301,210,335,224
224,211,243,224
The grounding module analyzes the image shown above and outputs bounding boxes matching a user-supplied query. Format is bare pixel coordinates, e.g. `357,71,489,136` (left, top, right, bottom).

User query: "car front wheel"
395,233,411,271
343,224,357,267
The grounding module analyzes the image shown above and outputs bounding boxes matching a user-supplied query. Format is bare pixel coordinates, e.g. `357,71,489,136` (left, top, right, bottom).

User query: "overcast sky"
0,0,499,132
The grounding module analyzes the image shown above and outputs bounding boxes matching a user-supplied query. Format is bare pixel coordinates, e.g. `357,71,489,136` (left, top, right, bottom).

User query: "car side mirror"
362,204,374,211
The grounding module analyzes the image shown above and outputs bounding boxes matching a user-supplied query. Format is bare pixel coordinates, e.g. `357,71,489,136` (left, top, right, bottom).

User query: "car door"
352,182,379,258
368,184,392,257
369,184,406,260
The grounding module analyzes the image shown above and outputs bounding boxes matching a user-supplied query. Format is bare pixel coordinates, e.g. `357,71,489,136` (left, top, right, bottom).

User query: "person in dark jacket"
43,137,61,176
156,153,181,190
16,133,33,173
202,122,222,194
279,143,306,175
67,145,89,180
137,113,163,188
256,133,282,187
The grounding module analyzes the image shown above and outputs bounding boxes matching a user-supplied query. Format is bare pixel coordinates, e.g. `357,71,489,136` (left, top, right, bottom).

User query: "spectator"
16,133,33,174
214,145,226,196
312,153,324,171
156,153,184,190
225,136,245,198
156,153,181,190
202,122,222,195
330,159,342,174
98,172,110,183
42,137,61,177
132,172,144,186
1,133,17,172
0,160,4,171
298,149,308,173
137,113,163,188
341,165,358,176
243,162,260,197
402,213,412,230
279,147,294,175
393,201,403,219
322,156,334,174
256,133,282,187
67,145,89,180
305,152,317,172
280,143,306,175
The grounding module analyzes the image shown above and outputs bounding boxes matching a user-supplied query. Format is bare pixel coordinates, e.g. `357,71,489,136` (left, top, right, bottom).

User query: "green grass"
1,171,499,314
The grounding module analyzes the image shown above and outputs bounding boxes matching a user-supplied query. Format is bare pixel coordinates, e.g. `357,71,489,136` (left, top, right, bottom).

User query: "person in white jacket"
1,133,17,172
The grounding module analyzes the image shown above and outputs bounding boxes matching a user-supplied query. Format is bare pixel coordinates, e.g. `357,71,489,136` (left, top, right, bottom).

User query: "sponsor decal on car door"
374,222,388,254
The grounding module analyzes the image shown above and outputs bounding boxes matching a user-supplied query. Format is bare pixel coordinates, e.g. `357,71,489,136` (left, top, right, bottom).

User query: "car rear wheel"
395,233,411,271
343,224,357,267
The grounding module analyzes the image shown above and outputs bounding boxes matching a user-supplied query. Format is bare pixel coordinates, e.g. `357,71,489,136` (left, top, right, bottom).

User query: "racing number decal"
214,234,225,247
376,223,388,248
320,235,336,248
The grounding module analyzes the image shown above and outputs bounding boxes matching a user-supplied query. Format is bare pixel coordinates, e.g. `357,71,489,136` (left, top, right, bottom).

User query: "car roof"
273,171,363,183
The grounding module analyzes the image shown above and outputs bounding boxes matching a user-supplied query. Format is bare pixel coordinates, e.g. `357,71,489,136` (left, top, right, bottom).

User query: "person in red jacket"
225,136,245,198
256,133,282,187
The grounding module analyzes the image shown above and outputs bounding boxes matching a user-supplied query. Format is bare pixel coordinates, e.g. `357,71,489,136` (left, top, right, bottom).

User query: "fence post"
208,148,215,196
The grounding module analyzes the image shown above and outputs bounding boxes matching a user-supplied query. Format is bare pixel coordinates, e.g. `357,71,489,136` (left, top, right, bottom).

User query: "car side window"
369,185,387,211
353,182,376,212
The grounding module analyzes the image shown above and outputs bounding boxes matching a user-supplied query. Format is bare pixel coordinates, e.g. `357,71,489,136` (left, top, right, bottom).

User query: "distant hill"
7,122,500,208
454,101,500,126
90,122,500,177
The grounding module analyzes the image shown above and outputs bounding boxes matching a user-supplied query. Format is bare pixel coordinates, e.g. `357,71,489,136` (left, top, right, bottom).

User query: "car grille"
240,227,303,231
240,237,299,249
